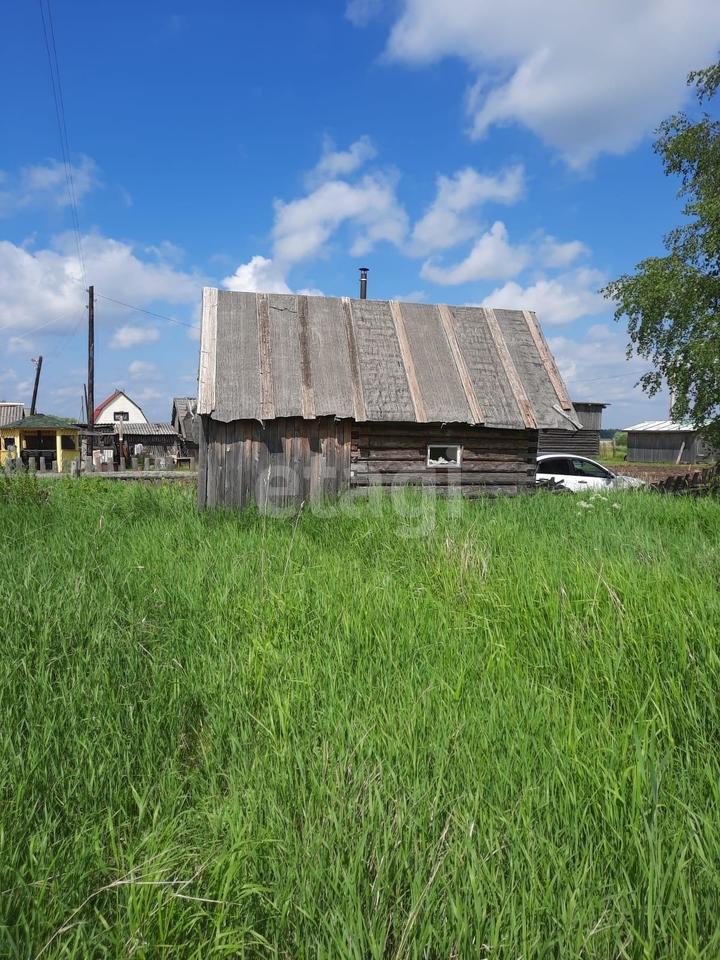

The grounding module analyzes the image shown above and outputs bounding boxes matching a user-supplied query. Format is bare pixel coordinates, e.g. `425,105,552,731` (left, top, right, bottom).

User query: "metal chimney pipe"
359,266,369,299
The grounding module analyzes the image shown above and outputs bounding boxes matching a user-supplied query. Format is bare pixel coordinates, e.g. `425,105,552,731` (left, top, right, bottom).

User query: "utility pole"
30,355,43,415
87,285,95,458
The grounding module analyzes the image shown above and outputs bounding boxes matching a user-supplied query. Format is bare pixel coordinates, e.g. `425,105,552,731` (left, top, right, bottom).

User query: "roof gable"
198,289,579,431
94,389,146,422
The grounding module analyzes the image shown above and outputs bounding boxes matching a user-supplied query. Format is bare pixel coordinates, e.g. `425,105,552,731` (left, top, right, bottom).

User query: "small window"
61,435,76,450
427,444,462,468
114,411,130,422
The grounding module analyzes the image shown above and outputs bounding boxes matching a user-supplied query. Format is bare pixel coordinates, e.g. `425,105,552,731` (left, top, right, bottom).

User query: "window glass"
61,435,76,450
114,411,130,422
427,444,462,467
538,457,572,475
571,458,611,479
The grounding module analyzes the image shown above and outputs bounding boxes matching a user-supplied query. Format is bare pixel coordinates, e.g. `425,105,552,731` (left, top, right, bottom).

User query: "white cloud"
421,220,527,284
223,255,292,294
0,233,202,335
273,172,408,264
128,360,157,378
224,138,408,294
537,236,589,269
483,267,607,325
110,325,161,349
382,0,720,165
411,164,524,254
306,136,377,186
0,156,99,216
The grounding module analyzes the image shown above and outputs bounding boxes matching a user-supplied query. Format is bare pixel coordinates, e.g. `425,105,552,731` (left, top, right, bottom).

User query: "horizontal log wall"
199,416,352,509
538,428,601,457
351,423,538,496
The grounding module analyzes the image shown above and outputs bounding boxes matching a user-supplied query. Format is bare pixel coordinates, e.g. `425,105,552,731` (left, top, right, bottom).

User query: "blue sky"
2,0,719,426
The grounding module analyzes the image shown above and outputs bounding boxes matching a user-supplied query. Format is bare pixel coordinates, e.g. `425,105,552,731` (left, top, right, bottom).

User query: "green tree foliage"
604,60,720,446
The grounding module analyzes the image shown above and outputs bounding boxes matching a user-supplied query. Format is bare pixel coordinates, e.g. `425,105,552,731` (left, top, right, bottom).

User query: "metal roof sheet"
623,420,696,432
115,422,178,436
198,290,579,431
0,403,26,427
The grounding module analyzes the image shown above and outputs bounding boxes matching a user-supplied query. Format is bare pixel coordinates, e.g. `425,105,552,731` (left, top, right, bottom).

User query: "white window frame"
426,443,463,468
114,411,130,422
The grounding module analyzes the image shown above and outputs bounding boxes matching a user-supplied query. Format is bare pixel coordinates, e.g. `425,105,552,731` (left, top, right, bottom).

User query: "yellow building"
0,414,80,472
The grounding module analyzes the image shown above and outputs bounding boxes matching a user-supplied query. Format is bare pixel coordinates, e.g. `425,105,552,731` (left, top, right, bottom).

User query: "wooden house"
539,401,607,457
196,289,580,510
171,396,199,454
1,413,80,471
624,420,717,464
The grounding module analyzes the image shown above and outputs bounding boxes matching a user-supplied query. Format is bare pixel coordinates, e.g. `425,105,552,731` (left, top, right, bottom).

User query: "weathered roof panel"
0,403,25,427
624,420,696,432
399,302,472,423
198,290,576,431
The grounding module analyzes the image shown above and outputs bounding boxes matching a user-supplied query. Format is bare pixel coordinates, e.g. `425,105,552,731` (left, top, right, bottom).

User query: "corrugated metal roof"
198,290,579,431
623,420,696,432
115,422,178,436
0,403,26,427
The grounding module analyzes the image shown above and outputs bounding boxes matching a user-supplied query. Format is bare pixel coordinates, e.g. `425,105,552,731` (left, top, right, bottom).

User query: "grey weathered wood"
296,296,317,420
266,294,303,418
388,300,428,423
340,298,367,422
213,291,262,422
256,293,275,421
197,287,218,415
448,306,526,429
483,308,537,429
436,304,483,424
350,298,415,422
522,310,573,411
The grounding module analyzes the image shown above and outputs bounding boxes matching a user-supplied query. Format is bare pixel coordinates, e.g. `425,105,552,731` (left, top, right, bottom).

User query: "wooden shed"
1,414,80,471
539,401,607,457
624,420,717,464
196,289,580,510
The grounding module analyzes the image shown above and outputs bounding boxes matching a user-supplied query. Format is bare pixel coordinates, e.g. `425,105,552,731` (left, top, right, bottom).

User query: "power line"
37,0,86,284
93,293,196,329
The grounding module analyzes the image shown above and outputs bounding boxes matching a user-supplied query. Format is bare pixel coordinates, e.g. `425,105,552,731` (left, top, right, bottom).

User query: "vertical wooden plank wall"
200,417,353,509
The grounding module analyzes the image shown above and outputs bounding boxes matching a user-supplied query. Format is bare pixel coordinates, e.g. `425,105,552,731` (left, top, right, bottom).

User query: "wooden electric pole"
30,355,43,415
87,285,95,457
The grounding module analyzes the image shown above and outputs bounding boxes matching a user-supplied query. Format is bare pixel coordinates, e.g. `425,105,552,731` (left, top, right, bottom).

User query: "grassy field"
2,477,720,958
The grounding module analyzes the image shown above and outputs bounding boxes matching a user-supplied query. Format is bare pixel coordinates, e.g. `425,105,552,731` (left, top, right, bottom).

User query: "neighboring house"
119,421,181,459
539,401,607,457
171,396,198,451
0,402,27,428
196,289,579,510
624,420,717,464
94,389,148,425
0,413,80,471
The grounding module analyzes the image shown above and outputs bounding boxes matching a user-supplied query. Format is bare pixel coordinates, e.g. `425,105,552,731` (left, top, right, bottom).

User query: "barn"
624,420,717,464
196,288,580,510
539,401,607,457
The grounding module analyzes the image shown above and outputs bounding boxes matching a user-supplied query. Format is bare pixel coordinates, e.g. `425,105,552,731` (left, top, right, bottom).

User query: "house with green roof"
1,413,80,472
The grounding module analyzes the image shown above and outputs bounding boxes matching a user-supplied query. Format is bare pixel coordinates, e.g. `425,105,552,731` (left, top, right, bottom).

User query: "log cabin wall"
350,423,538,497
199,415,352,510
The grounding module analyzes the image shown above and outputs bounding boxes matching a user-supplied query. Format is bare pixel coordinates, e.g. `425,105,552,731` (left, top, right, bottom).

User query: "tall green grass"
2,479,720,958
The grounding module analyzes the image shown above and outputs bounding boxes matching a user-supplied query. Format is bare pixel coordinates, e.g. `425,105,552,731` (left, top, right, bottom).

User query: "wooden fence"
651,462,719,495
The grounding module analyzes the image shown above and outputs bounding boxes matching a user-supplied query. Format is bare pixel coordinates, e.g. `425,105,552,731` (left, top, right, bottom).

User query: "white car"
536,453,646,492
